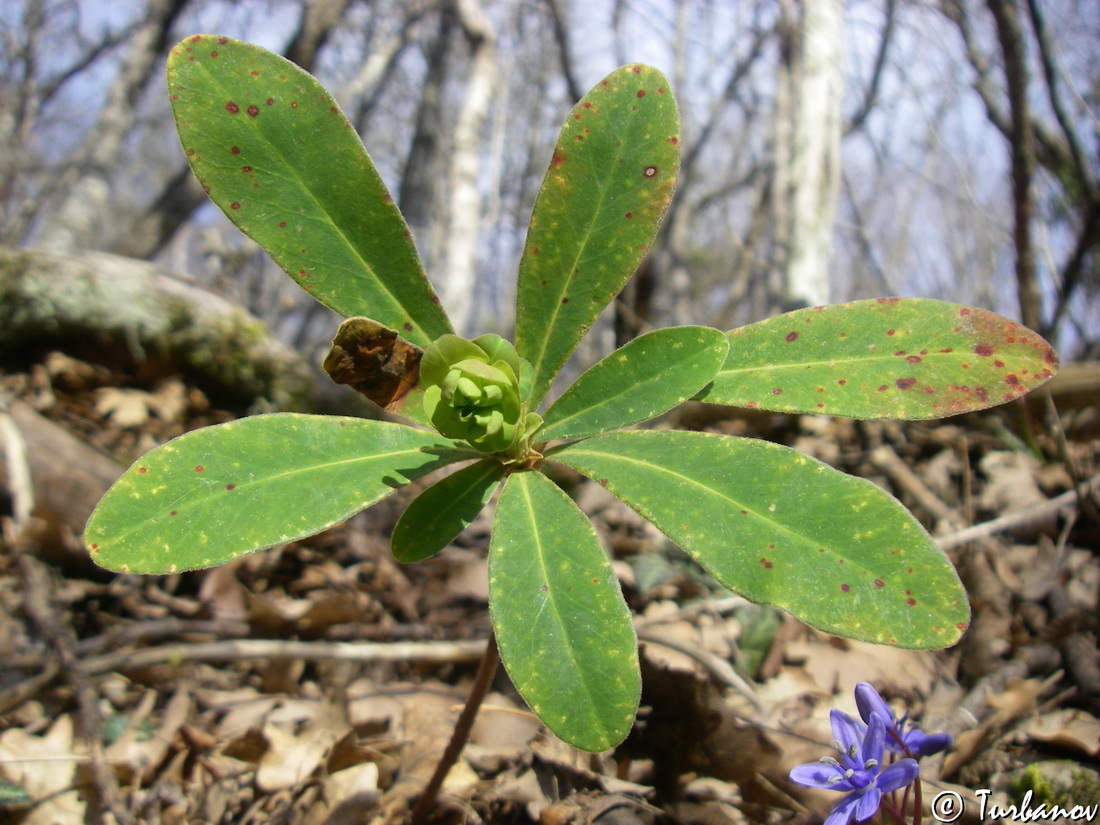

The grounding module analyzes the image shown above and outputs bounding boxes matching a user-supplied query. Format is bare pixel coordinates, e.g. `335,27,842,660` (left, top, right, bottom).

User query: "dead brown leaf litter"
1,349,1098,825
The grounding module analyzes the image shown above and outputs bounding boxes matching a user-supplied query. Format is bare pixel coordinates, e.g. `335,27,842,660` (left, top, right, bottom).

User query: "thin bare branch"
542,0,582,103
1024,0,1097,202
844,0,896,135
986,0,1041,330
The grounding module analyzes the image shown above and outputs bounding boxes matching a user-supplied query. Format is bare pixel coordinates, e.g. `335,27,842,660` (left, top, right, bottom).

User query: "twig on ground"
0,661,59,716
0,637,488,713
81,637,488,675
73,618,253,657
937,472,1100,550
637,627,760,710
869,445,965,530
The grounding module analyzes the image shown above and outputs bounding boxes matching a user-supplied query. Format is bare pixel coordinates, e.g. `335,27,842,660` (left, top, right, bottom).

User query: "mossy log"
0,246,318,410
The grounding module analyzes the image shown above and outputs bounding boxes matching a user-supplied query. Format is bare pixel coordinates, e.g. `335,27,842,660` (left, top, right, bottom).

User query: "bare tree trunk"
398,4,454,254
626,9,770,335
347,8,425,129
37,0,187,252
442,0,496,335
542,0,582,103
284,0,350,68
780,0,843,309
764,0,796,317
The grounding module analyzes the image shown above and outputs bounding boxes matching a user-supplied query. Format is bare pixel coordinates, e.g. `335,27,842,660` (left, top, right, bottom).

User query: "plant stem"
409,630,500,825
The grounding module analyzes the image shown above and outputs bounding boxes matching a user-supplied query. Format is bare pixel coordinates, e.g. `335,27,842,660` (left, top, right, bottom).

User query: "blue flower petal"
824,792,861,825
878,759,920,793
861,713,886,767
855,682,952,758
854,787,883,822
831,710,863,756
907,730,952,757
855,683,892,727
790,762,853,791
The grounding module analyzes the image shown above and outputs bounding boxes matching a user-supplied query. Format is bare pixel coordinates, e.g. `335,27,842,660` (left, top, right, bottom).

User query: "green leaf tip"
167,34,451,346
391,460,505,563
699,298,1058,419
515,63,681,407
554,430,970,649
490,470,640,751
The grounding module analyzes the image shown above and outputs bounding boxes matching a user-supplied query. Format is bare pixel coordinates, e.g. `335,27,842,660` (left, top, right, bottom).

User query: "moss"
1011,764,1058,806
1067,769,1100,807
1010,762,1100,809
0,246,315,412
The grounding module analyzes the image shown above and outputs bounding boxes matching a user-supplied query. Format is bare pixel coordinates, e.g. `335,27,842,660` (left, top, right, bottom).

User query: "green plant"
86,36,1058,755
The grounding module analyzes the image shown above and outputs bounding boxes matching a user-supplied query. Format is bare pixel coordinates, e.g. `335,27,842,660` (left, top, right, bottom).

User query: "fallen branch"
936,472,1100,550
0,637,488,714
80,637,488,676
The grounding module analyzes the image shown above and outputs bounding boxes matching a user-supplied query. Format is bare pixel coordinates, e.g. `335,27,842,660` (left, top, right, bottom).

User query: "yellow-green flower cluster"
421,334,533,454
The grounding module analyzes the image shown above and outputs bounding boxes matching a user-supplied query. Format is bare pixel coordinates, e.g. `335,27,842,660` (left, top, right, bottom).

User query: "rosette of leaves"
85,36,1059,754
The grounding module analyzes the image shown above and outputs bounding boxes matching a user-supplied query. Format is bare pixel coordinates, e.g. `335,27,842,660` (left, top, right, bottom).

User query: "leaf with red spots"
391,459,505,563
697,299,1058,419
515,65,681,406
539,326,728,441
84,414,475,574
166,35,451,347
553,430,969,648
489,470,639,751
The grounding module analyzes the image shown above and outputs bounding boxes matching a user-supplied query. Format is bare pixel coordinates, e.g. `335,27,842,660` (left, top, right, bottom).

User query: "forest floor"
1,341,1098,825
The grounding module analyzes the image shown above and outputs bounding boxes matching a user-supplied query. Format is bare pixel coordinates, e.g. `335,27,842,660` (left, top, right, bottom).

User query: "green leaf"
0,776,32,805
167,35,451,346
697,299,1058,419
554,431,970,649
85,414,473,574
489,471,640,751
515,64,681,407
391,460,505,563
540,326,728,441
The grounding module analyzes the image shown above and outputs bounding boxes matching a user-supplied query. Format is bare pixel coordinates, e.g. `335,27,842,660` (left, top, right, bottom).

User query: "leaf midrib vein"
542,340,716,437
717,350,1009,379
524,89,650,400
516,474,610,732
192,59,443,345
559,441,858,562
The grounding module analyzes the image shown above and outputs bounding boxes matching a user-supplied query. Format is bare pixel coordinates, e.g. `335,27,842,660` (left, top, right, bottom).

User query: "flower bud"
421,334,531,453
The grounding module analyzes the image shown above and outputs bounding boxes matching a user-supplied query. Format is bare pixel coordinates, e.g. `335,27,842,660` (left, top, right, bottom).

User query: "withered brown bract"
323,317,423,412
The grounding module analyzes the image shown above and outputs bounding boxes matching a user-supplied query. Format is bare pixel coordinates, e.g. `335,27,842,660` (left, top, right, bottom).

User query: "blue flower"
789,711,919,825
854,682,952,758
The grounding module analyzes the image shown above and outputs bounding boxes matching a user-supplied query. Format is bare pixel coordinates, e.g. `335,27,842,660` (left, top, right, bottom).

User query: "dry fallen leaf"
256,699,344,792
95,387,157,427
978,451,1050,532
1022,708,1100,757
0,715,86,825
94,379,188,428
782,635,939,698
